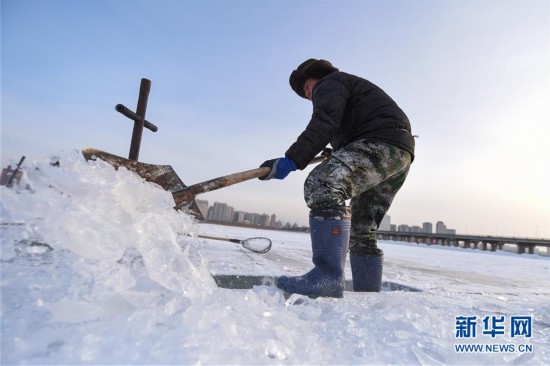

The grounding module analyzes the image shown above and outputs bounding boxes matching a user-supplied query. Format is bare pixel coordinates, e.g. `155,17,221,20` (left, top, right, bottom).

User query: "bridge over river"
376,231,550,255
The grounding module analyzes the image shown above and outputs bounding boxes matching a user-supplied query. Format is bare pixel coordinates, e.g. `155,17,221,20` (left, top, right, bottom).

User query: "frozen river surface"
1,151,549,365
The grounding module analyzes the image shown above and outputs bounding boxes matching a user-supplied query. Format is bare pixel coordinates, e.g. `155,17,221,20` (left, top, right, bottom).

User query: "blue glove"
258,157,297,180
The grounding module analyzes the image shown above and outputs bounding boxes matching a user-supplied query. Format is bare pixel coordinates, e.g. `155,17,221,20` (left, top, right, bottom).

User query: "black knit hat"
289,59,339,98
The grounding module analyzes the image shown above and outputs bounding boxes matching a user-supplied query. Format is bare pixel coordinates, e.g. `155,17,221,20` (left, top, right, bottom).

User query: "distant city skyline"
199,201,546,243
198,200,305,230
380,215,456,235
200,200,466,236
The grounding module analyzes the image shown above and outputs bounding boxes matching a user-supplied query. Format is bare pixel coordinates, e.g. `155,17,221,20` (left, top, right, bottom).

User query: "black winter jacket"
285,72,415,170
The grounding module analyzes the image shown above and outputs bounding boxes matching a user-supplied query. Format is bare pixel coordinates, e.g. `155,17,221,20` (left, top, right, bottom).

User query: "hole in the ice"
211,274,422,292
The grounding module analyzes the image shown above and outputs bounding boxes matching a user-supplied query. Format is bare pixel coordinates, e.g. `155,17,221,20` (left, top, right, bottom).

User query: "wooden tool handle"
173,155,326,200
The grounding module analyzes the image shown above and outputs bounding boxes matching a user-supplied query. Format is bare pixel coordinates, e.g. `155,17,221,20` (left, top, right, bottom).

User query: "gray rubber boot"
350,253,384,292
276,216,350,298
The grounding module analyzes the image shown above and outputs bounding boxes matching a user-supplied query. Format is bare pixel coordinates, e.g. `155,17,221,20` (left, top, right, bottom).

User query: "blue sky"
2,0,549,238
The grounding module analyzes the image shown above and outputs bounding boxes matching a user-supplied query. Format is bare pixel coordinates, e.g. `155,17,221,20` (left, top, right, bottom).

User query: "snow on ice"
1,150,549,365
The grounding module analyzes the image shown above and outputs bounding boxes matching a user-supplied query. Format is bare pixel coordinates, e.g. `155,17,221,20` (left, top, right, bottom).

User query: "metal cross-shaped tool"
115,78,158,161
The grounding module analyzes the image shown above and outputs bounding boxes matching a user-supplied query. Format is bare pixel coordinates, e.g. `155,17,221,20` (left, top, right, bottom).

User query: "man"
259,59,415,298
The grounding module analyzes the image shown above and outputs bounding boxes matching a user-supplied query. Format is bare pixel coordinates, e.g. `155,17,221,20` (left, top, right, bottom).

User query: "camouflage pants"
304,140,412,256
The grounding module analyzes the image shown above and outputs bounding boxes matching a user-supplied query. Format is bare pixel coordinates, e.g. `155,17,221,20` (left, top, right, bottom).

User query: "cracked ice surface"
1,150,549,365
